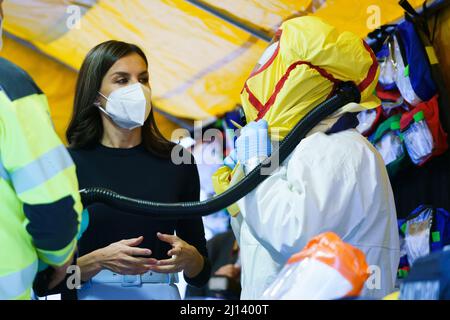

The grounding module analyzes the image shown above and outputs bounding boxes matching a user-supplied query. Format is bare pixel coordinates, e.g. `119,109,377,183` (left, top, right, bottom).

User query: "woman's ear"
93,97,101,107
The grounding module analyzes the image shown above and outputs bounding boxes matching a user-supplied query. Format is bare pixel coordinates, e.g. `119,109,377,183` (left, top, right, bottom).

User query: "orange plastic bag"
262,232,369,300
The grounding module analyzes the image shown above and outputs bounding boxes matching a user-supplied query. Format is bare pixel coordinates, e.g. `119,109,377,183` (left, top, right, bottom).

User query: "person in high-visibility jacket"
0,0,82,300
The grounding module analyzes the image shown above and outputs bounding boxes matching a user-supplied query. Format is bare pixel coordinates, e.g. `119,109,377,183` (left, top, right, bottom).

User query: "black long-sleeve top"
69,143,211,288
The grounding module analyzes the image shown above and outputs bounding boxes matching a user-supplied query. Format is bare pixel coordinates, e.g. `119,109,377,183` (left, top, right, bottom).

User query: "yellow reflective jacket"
0,58,82,300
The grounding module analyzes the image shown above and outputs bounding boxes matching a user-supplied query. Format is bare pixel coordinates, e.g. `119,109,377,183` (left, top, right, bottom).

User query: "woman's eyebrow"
110,71,130,78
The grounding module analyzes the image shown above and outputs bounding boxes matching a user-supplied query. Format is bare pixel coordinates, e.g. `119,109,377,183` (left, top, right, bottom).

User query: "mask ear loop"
97,91,109,102
97,105,110,117
95,92,110,116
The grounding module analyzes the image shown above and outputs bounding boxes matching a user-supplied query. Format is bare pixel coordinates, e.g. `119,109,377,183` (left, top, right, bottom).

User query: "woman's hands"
98,236,156,275
148,233,205,279
78,234,205,282
77,236,155,281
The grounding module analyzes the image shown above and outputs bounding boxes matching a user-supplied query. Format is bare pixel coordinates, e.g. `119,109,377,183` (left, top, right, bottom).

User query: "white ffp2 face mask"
98,83,152,130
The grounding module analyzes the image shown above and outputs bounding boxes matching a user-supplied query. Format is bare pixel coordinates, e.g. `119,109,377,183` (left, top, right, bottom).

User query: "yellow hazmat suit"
213,16,399,300
213,16,380,214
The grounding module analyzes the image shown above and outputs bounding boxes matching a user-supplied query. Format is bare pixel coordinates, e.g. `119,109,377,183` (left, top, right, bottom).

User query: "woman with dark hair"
66,40,211,300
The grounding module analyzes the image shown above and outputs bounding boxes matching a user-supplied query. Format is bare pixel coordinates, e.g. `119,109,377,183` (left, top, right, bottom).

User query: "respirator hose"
80,82,361,219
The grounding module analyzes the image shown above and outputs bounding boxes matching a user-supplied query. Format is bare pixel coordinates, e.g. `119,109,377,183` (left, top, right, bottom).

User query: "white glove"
236,120,272,174
223,149,238,170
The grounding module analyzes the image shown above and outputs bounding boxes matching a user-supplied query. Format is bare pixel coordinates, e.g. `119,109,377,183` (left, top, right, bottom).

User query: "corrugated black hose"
79,82,361,219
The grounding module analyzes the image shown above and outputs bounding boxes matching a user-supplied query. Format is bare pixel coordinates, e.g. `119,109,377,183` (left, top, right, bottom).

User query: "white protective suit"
212,17,401,300
232,128,400,299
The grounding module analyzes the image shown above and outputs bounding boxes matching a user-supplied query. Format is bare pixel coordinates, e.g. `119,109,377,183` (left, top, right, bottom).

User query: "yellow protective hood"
213,16,381,216
241,16,381,140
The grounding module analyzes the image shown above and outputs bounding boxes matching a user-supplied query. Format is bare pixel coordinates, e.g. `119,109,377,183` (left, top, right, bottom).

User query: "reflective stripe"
0,260,38,300
38,240,75,266
0,160,10,181
10,145,74,194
